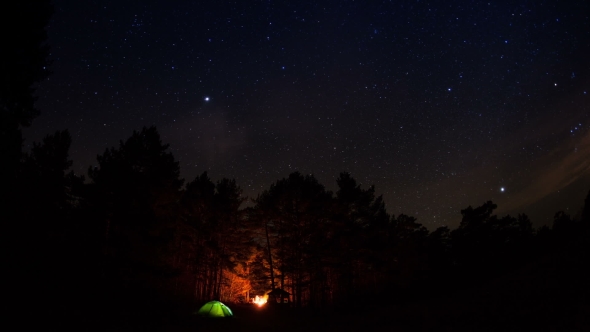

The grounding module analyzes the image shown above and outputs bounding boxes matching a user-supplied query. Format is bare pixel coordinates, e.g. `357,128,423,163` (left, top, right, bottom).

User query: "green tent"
196,301,233,318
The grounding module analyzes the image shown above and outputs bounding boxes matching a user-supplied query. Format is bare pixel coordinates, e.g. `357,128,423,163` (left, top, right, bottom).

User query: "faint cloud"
161,109,249,170
501,129,590,214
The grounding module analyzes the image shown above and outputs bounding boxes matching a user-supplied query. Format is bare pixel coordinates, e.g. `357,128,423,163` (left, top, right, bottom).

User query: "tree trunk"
265,221,275,289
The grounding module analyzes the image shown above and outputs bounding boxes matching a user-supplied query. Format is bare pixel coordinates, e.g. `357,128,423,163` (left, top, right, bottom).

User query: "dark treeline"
5,126,590,315
2,2,588,323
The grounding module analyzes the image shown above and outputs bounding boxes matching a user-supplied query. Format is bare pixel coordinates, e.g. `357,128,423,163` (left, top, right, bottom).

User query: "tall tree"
329,172,389,304
178,172,250,302
88,126,184,303
254,172,332,307
1,0,53,212
20,130,77,221
451,201,535,281
210,177,248,300
386,214,429,292
580,190,590,256
16,130,84,306
427,226,452,282
582,190,590,227
177,172,216,301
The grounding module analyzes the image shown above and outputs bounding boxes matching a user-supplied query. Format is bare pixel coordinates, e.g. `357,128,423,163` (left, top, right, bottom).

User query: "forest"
4,126,590,312
2,2,588,329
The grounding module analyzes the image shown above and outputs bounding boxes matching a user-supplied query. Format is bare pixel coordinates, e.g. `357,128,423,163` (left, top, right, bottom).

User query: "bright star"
204,97,210,102
500,187,505,192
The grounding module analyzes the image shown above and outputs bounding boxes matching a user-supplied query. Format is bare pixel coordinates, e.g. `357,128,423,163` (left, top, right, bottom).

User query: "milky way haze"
26,0,590,229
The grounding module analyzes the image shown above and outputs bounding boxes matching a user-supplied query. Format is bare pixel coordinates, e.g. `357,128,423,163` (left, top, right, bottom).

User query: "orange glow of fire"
253,295,267,307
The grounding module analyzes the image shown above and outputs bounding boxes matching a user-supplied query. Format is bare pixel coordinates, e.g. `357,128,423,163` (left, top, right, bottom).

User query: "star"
204,97,210,102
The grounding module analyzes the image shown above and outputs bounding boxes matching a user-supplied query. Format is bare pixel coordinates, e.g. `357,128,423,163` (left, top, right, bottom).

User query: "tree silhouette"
427,226,452,282
14,129,84,307
387,214,429,292
0,0,52,128
254,172,332,307
582,190,590,226
1,0,53,213
88,126,184,304
178,172,249,302
20,130,78,220
581,190,590,256
450,201,536,282
451,201,497,279
329,172,390,304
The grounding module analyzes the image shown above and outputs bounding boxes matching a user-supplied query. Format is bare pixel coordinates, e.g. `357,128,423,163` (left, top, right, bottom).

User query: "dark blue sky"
26,0,590,229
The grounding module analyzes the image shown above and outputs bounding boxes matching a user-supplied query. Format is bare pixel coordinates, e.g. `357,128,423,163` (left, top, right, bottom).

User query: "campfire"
253,295,267,307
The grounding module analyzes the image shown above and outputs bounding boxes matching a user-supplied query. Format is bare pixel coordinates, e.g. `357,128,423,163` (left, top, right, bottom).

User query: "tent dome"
196,300,233,318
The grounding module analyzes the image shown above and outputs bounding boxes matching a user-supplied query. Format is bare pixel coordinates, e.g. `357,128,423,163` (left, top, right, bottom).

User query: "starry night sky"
25,0,590,229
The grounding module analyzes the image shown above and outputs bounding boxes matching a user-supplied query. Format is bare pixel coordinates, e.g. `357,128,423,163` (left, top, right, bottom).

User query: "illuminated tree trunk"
265,221,275,290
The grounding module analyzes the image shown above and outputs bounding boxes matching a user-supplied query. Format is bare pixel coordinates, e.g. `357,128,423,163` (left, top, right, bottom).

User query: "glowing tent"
196,301,234,318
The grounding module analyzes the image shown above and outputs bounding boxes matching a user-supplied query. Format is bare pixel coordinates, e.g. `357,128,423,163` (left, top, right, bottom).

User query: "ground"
97,295,588,332
45,254,589,331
